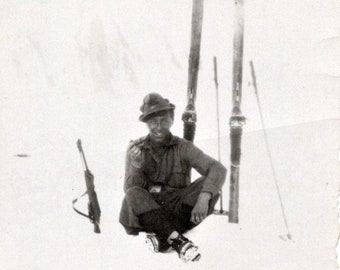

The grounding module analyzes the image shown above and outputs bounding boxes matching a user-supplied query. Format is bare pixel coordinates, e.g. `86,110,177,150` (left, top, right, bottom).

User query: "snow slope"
0,103,338,269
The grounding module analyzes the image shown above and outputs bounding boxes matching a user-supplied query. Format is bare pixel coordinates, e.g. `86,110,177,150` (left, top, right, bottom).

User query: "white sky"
0,0,339,142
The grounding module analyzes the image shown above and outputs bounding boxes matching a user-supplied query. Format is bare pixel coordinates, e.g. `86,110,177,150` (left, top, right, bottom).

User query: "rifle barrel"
77,139,89,171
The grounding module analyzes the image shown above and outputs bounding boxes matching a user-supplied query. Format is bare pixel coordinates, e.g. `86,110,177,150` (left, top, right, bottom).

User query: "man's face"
146,112,173,143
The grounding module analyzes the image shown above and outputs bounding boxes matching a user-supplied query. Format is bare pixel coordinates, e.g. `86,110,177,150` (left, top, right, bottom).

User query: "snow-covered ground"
0,1,339,269
0,106,338,269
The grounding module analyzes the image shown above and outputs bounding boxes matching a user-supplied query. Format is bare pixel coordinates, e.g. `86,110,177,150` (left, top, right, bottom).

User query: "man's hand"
128,141,144,168
190,192,212,224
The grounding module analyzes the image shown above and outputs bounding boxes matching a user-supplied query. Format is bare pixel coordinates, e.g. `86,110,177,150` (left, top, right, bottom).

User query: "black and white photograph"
0,0,339,269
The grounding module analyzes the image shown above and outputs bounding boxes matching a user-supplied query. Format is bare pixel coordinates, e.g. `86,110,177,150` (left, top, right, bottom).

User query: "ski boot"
170,234,201,262
145,233,171,253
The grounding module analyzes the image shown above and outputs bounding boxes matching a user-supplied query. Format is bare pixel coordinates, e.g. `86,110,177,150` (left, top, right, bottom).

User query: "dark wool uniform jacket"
120,133,227,234
124,133,226,197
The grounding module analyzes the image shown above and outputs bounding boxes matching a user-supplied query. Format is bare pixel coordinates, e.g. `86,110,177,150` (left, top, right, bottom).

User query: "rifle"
182,0,204,142
72,139,101,233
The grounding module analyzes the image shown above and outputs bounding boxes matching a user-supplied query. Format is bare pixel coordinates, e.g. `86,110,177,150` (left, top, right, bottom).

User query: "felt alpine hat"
139,93,175,122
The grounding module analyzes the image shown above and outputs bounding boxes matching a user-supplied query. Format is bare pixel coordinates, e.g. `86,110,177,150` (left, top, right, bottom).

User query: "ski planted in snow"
73,139,101,233
228,0,246,223
182,0,204,142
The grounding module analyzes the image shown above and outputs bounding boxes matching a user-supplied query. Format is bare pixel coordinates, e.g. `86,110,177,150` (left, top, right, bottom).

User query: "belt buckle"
149,185,162,193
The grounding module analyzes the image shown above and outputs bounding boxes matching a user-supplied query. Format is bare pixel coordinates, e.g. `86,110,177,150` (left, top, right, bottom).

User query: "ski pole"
213,56,227,216
249,61,291,240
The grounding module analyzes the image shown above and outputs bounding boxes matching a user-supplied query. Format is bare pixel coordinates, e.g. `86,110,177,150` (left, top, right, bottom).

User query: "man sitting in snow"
119,93,226,262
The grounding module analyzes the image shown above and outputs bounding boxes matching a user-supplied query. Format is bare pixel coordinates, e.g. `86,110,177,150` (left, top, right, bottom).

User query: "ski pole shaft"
249,61,291,239
213,56,221,162
213,56,224,212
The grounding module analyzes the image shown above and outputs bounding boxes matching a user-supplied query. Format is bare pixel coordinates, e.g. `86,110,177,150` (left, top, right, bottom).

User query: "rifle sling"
72,191,95,221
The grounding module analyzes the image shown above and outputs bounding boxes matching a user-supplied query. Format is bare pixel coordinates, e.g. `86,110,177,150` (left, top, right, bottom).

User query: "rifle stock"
84,171,101,233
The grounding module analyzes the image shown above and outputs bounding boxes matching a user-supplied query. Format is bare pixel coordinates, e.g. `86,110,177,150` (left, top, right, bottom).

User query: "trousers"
119,177,219,236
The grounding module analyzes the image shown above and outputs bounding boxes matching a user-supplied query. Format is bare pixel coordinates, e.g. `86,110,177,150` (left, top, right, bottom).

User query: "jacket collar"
143,133,178,149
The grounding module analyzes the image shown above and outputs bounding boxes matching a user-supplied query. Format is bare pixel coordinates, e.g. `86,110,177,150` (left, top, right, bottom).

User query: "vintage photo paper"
0,1,339,269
